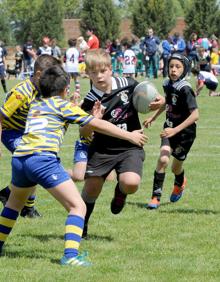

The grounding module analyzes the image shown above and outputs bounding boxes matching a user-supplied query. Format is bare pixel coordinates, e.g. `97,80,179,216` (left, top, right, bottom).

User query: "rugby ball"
133,81,158,114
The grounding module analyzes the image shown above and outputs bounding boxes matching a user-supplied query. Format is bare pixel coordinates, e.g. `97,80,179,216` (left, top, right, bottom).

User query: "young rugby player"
0,55,61,217
144,53,199,209
0,65,147,265
79,49,164,238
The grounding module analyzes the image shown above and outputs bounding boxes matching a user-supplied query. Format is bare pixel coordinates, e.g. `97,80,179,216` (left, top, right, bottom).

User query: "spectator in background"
186,33,199,76
23,37,34,72
161,36,172,78
64,38,80,101
110,39,123,76
197,47,211,72
131,38,144,77
210,48,219,75
122,41,137,78
141,28,160,78
172,32,186,54
86,28,100,50
36,36,53,56
191,67,220,97
0,40,7,93
14,45,23,77
51,38,62,60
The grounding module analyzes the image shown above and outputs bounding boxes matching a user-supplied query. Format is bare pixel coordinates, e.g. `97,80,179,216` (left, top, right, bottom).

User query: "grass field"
0,77,220,282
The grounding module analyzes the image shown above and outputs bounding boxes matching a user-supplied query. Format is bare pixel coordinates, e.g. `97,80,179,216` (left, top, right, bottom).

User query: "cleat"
170,177,187,203
20,206,42,218
110,184,127,214
0,188,10,206
60,251,91,266
147,197,160,209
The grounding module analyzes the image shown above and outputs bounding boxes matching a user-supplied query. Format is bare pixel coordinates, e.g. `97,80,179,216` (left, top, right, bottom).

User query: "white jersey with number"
123,49,136,74
64,47,80,73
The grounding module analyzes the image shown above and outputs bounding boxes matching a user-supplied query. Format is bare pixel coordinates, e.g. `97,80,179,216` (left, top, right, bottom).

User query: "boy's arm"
196,79,204,96
143,103,166,128
83,118,148,147
160,108,199,138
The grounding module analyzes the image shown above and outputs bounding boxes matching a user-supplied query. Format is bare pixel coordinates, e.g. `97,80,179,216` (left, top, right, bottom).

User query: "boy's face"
87,66,112,92
169,59,184,81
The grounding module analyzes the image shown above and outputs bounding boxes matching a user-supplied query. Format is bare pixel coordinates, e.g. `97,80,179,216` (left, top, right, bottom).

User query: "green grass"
0,77,220,282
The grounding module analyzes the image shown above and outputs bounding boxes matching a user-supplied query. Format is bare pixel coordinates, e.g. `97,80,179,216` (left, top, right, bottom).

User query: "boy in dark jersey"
144,53,199,209
0,65,147,265
80,49,165,237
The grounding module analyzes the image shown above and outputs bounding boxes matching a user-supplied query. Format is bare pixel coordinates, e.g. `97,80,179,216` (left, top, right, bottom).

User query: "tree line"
0,0,219,47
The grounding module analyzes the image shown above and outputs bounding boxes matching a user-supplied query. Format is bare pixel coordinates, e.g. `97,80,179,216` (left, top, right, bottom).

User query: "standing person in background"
172,32,186,54
36,37,53,56
186,33,199,76
161,36,172,78
23,37,34,72
0,41,7,93
141,28,160,78
86,27,100,50
122,41,137,78
64,38,80,101
51,38,62,60
14,45,23,77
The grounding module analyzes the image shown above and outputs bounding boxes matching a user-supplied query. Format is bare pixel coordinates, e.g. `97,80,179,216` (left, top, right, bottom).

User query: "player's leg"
67,140,88,182
169,135,195,203
0,185,34,254
0,155,36,254
0,130,40,218
111,149,145,214
147,139,171,209
81,176,104,238
0,67,7,93
73,74,80,99
47,179,90,266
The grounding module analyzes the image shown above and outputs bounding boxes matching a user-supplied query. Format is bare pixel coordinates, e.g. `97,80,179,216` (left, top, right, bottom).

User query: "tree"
0,5,12,44
63,0,81,18
80,0,120,46
31,0,65,47
1,0,42,44
131,0,176,38
184,0,220,39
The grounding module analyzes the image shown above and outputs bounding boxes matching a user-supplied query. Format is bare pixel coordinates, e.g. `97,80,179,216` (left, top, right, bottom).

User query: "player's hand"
130,129,148,147
91,101,105,119
160,127,176,138
149,95,165,111
143,117,154,128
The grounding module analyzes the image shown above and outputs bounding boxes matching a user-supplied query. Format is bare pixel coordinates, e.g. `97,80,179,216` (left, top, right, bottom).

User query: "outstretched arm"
83,118,148,147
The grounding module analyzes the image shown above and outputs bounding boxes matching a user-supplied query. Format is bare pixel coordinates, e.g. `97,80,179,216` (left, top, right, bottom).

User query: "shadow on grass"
127,201,219,215
20,233,63,242
126,201,171,209
82,234,114,241
159,208,220,215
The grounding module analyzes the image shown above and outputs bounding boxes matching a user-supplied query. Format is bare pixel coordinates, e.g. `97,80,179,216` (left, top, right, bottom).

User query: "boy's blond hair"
85,49,111,72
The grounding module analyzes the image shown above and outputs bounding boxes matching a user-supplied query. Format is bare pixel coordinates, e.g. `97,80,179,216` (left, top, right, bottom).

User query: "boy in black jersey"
144,53,199,209
80,49,165,237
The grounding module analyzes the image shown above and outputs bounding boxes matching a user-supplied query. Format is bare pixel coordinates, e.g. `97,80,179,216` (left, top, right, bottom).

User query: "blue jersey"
14,96,94,156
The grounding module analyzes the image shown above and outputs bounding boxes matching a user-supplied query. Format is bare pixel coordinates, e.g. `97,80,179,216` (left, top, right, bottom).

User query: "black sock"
174,171,184,187
1,79,7,93
152,171,165,200
84,202,95,227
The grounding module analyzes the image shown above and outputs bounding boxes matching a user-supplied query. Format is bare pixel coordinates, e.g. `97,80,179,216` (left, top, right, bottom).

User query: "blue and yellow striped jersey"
0,79,38,131
14,96,94,156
